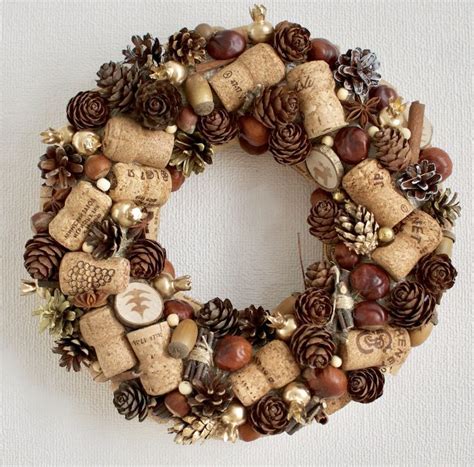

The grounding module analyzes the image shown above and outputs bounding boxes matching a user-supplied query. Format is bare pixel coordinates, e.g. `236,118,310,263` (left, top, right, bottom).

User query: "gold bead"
72,130,101,155
110,201,140,228
221,401,247,425
164,60,188,86
332,190,346,203
378,226,395,244
275,314,298,341
282,382,311,406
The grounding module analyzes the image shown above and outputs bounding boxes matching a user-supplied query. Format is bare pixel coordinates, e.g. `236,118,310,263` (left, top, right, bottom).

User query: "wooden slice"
305,145,343,192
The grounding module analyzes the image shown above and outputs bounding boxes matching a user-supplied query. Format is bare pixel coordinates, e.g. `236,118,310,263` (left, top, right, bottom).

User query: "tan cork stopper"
48,181,112,250
79,306,137,378
59,252,130,296
127,323,183,396
372,210,443,280
145,206,161,240
102,116,174,169
342,159,414,228
108,163,172,207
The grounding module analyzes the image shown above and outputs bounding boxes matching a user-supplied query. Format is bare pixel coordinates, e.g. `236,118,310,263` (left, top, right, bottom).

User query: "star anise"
343,96,380,128
126,210,154,240
43,188,71,214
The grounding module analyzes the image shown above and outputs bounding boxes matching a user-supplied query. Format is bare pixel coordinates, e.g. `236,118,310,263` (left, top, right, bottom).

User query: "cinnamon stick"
195,58,236,74
407,101,425,163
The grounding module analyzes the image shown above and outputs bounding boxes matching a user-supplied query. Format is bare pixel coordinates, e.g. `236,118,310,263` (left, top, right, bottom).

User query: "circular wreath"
22,6,460,444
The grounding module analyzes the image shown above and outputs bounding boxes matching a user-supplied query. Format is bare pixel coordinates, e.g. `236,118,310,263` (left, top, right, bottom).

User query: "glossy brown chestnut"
238,422,262,442
308,38,339,68
214,335,252,372
164,390,191,417
353,301,389,330
84,154,112,180
333,127,370,165
163,299,195,320
176,105,198,134
311,188,332,206
238,115,270,147
369,85,398,112
167,166,186,192
238,137,268,155
334,243,360,270
30,211,55,234
350,263,390,300
303,366,348,399
419,147,453,181
207,30,246,60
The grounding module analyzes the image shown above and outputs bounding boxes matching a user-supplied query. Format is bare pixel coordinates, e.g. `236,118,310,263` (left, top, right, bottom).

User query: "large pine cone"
113,380,149,422
373,127,412,172
38,145,83,190
415,253,457,296
253,85,299,129
167,28,206,66
423,188,461,228
238,305,275,347
397,160,442,202
66,91,109,130
389,280,435,329
135,80,182,131
347,367,385,403
169,131,214,177
197,298,239,337
273,21,311,62
295,288,333,326
269,123,311,165
123,33,162,67
290,324,335,369
52,336,96,372
85,217,122,259
197,109,238,145
126,239,166,280
305,260,336,291
307,199,339,243
24,233,67,280
249,394,289,435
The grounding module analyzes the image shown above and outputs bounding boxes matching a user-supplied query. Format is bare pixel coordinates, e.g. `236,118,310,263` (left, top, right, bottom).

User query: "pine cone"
423,188,461,227
126,239,166,280
347,367,385,403
253,85,299,129
126,210,154,241
290,324,335,369
238,305,275,346
269,123,311,165
295,288,333,327
169,131,214,177
273,21,311,62
307,199,339,243
43,188,71,213
197,109,238,145
123,33,162,67
335,201,379,256
85,217,122,259
305,260,336,291
167,28,206,66
415,253,457,296
397,160,442,202
135,80,182,130
113,380,149,422
334,48,381,97
52,336,96,372
24,233,67,280
197,298,239,337
189,370,233,418
249,394,289,435
38,145,83,190
389,280,436,329
70,291,109,310
373,127,412,172
168,415,216,445
66,91,109,130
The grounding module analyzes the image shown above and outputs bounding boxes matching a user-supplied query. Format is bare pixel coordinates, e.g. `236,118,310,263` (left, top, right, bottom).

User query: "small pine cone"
253,85,299,129
167,28,206,66
415,253,457,296
423,188,461,227
126,239,166,280
373,127,412,172
66,91,109,130
70,291,109,310
135,80,182,131
113,380,149,422
238,305,275,346
85,217,122,259
305,260,335,291
123,33,162,67
249,395,289,435
52,336,96,372
273,21,311,63
295,288,333,327
170,131,214,177
197,108,238,145
290,324,335,369
307,199,339,243
389,280,436,329
197,298,239,337
269,123,311,165
168,415,216,445
38,145,83,190
24,233,67,280
347,367,385,403
397,160,442,202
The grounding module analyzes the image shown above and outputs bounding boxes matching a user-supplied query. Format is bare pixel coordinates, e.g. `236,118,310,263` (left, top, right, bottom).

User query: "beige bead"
96,177,111,192
330,355,343,368
82,242,94,254
167,313,180,328
178,381,193,395
165,125,177,134
321,135,334,147
368,126,380,138
401,127,412,139
337,88,349,101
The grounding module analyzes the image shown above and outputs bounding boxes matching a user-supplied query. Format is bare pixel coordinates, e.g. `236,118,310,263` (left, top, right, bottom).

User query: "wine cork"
59,252,130,296
48,181,112,250
102,116,174,169
340,327,411,374
435,228,455,258
342,159,414,228
79,306,137,378
127,323,183,396
108,163,172,207
210,43,285,112
287,61,347,139
229,340,300,407
372,210,443,280
145,207,160,240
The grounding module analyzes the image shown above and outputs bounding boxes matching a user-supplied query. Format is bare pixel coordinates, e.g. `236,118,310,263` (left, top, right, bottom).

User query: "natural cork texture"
103,116,174,169
59,252,130,296
108,163,172,207
372,210,443,280
210,43,285,112
79,305,137,378
145,206,161,240
287,61,347,139
48,181,112,250
229,340,300,407
342,158,414,228
127,322,183,396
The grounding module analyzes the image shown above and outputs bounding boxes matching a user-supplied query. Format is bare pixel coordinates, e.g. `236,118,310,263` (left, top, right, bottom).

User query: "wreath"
22,5,460,444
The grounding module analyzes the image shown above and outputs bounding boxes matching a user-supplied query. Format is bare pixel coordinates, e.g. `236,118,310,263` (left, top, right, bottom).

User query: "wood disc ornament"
22,6,460,445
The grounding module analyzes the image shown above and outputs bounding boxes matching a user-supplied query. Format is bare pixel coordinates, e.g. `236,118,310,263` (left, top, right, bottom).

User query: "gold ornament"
110,201,142,228
220,402,247,442
267,311,298,341
72,130,101,155
40,125,75,145
150,61,188,86
282,382,311,424
152,272,192,299
378,226,395,244
248,4,274,43
378,96,408,130
332,190,346,203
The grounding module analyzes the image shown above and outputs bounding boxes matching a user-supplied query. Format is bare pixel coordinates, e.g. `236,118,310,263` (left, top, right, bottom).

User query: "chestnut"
303,366,348,399
163,299,194,321
353,301,388,330
164,390,191,417
214,335,252,372
350,263,390,300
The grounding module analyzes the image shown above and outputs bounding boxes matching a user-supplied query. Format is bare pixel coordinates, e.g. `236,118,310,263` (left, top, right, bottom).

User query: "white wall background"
1,0,473,465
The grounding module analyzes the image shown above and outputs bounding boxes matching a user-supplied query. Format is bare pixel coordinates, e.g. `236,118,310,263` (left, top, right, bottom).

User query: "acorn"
184,74,214,116
168,319,198,359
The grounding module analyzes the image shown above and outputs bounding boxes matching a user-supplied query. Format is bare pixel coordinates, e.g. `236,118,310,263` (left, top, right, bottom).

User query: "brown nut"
84,154,112,180
163,299,195,320
164,390,191,417
214,335,252,372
